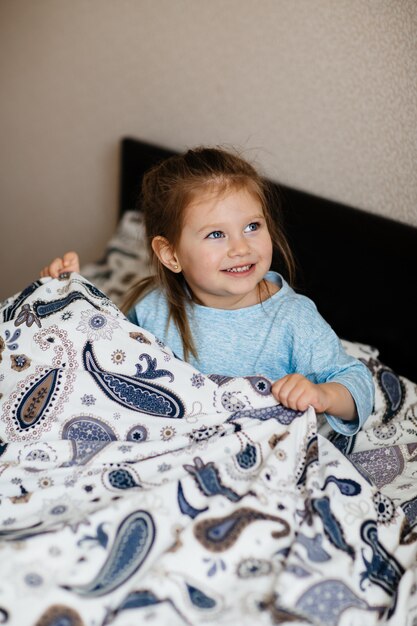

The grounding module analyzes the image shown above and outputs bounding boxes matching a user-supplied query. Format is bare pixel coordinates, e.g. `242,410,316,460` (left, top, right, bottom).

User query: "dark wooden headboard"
119,137,417,383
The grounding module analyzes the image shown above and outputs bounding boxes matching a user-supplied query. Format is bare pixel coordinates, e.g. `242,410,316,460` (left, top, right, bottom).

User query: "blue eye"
245,222,260,232
207,231,224,239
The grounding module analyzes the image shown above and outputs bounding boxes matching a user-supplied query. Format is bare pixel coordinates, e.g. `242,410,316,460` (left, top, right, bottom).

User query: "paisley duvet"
1,273,417,626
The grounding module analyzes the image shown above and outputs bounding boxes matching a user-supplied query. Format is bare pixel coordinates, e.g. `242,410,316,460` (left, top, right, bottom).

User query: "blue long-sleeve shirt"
128,272,374,435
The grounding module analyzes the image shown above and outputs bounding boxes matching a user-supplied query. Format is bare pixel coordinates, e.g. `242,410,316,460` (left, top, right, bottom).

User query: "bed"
0,137,417,626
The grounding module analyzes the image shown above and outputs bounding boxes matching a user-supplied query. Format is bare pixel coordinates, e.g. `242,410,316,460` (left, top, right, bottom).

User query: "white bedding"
1,273,417,625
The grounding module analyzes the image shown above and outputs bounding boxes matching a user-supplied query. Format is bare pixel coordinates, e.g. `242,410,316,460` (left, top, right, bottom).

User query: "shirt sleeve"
325,360,375,435
290,299,375,436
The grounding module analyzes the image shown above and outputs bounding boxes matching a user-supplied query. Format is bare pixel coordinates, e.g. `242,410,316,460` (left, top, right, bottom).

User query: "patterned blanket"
1,274,417,626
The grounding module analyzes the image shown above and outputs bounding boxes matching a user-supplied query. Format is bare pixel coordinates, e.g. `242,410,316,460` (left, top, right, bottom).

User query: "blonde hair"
122,146,295,360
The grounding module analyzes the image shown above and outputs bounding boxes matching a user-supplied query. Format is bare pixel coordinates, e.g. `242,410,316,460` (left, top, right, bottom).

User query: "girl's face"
174,187,274,309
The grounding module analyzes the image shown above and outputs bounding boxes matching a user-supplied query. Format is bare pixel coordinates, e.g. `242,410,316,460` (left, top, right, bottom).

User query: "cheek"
178,245,219,273
196,246,223,267
259,235,273,259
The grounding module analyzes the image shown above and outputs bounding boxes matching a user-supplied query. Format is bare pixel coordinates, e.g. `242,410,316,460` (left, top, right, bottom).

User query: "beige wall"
1,0,416,302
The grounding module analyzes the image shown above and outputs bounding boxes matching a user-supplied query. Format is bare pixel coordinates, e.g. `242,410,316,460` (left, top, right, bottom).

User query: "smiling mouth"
223,264,253,273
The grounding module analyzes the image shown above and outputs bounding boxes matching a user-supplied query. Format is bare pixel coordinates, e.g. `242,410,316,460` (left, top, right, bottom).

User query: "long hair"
122,146,295,360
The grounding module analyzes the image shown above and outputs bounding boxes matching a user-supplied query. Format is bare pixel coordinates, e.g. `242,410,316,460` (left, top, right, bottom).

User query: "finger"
40,261,62,278
290,391,311,412
62,251,80,272
48,258,65,278
62,251,78,266
271,375,291,396
272,377,296,405
282,388,303,410
273,376,309,410
289,382,321,412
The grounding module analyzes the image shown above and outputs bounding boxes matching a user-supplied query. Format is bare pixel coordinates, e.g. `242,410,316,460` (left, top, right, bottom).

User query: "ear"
151,236,182,273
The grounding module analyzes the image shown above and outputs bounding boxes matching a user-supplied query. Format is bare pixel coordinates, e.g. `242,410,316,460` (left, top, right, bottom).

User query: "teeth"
226,265,251,273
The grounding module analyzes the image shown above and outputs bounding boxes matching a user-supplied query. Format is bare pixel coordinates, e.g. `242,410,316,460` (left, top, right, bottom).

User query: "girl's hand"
271,374,356,421
40,251,80,278
272,374,328,413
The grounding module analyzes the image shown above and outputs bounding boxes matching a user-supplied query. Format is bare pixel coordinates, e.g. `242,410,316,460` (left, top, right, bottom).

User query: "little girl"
41,146,374,435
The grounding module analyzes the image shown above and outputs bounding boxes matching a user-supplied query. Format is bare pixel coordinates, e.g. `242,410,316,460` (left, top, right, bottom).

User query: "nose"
228,235,250,257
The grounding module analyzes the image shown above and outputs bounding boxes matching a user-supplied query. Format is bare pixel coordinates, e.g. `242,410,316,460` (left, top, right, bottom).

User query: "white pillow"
81,211,151,307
